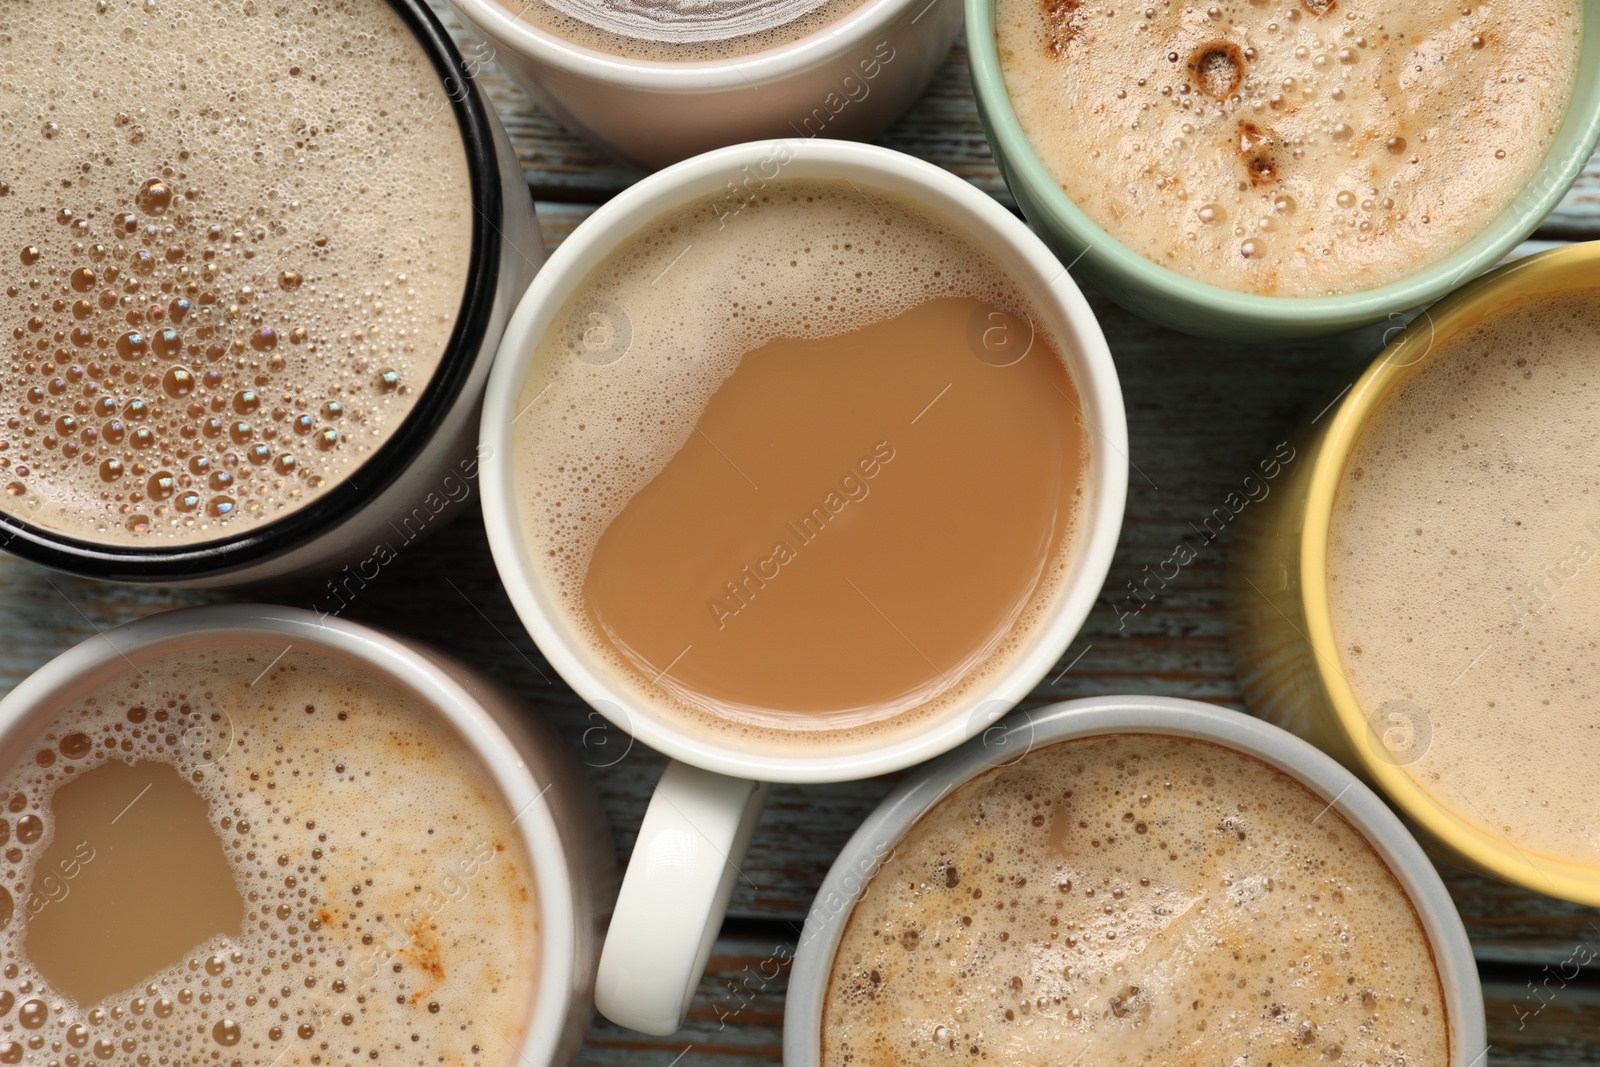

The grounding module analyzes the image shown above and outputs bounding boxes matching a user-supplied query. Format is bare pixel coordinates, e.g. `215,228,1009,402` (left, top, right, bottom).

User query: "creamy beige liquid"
995,0,1581,296
0,0,474,544
497,0,873,61
825,734,1448,1066
1329,288,1600,869
0,645,538,1066
514,180,1089,754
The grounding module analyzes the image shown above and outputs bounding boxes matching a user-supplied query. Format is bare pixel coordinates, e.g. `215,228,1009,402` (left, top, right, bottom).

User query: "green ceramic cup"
966,1,1600,341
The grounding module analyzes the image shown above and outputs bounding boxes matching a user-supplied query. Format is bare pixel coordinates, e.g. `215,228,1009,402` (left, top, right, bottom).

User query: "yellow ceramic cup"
1228,241,1600,907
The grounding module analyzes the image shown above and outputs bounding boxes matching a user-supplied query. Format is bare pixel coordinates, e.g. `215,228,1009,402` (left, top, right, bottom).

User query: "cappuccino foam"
1329,287,1600,868
513,178,1087,753
0,644,538,1065
499,0,872,61
995,0,1581,296
824,734,1447,1066
0,0,473,543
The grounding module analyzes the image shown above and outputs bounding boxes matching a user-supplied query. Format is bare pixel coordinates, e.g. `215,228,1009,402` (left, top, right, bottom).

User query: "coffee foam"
824,734,1448,1066
0,644,539,1065
995,0,1581,296
0,0,473,544
512,179,1084,752
501,0,872,60
1329,287,1600,868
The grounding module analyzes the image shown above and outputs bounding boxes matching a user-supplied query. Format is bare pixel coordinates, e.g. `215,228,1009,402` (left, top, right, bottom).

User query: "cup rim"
782,695,1486,1067
0,604,575,1066
451,0,941,86
479,137,1128,784
963,0,1600,335
0,0,505,582
1298,240,1600,905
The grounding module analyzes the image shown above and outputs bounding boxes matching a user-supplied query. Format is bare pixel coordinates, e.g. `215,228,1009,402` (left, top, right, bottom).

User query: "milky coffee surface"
513,179,1086,754
995,0,1580,296
825,734,1447,1066
0,644,538,1066
1330,287,1600,869
0,0,472,544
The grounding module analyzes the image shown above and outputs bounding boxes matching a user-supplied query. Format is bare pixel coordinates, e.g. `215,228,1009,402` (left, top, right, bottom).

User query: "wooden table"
6,9,1598,1064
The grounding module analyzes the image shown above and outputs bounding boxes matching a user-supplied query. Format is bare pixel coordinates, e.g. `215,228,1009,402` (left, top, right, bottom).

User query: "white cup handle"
595,761,771,1035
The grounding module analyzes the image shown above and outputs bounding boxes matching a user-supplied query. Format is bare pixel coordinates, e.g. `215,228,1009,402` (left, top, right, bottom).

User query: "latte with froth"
0,0,473,544
513,178,1089,754
1329,286,1600,868
824,734,1447,1065
0,643,538,1066
995,0,1581,295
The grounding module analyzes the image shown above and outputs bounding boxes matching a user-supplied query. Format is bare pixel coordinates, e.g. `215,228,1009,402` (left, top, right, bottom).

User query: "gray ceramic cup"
783,695,1486,1067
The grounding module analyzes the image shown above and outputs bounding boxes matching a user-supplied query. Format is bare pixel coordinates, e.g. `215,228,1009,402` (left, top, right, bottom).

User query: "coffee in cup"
494,0,874,59
991,0,1582,296
0,0,542,585
0,638,539,1063
485,141,1126,1036
513,176,1089,754
0,0,473,542
1327,284,1600,869
824,732,1447,1063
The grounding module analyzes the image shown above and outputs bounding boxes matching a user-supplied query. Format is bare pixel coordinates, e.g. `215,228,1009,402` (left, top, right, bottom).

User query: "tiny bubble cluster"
0,644,538,1067
0,0,473,544
824,735,1448,1066
996,0,1581,295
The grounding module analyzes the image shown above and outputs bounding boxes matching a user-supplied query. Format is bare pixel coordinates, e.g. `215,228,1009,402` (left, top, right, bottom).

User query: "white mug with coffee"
0,604,614,1067
448,0,963,167
0,0,543,585
785,696,1486,1067
479,139,1128,1034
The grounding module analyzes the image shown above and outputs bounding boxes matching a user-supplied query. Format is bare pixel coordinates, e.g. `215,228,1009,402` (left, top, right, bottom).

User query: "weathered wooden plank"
1484,978,1600,1067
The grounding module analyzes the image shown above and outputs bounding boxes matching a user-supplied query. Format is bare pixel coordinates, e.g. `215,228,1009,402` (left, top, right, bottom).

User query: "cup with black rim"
0,0,542,587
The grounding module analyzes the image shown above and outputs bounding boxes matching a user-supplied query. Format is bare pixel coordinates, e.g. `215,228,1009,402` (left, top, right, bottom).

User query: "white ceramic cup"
0,604,614,1067
783,695,1487,1067
479,138,1128,1035
448,0,963,168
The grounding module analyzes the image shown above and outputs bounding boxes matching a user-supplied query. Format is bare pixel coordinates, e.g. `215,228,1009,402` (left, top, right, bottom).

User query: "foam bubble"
0,0,473,544
824,734,1448,1066
512,180,1084,753
1329,286,1600,866
0,644,538,1065
995,0,1581,296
